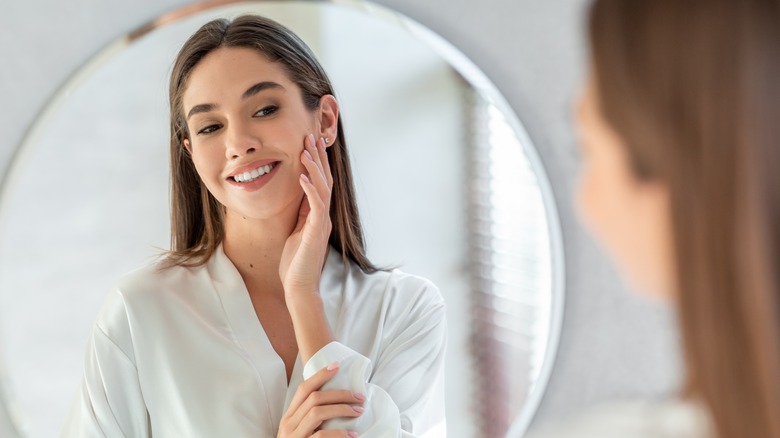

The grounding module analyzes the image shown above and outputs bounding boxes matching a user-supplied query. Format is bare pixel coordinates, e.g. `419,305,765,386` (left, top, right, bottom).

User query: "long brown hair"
165,14,377,272
588,0,780,436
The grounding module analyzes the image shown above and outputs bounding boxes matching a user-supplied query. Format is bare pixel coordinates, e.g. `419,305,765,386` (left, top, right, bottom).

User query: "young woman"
63,15,446,437
532,0,780,436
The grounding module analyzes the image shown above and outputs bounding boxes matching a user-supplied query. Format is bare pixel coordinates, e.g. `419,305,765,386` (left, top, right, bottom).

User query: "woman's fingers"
302,133,332,194
296,403,364,434
301,157,331,233
300,174,326,230
279,362,364,437
286,362,340,415
305,134,327,183
316,136,334,189
295,390,365,423
301,150,329,201
289,389,364,434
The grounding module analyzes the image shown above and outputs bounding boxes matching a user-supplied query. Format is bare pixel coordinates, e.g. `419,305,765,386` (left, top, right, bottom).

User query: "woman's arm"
279,134,337,363
303,289,447,438
286,290,335,365
62,293,150,437
277,134,365,437
279,134,447,436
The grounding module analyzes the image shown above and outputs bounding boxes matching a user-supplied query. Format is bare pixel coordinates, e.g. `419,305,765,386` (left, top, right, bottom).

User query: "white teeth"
233,163,275,183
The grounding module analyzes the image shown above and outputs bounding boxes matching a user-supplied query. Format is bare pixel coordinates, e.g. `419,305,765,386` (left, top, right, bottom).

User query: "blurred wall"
0,0,681,435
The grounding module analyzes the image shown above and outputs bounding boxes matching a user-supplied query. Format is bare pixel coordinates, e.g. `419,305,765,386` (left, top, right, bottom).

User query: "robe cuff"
303,341,362,379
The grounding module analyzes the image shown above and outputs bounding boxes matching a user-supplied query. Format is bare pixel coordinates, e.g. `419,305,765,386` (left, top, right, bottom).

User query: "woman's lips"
230,162,277,183
226,161,281,191
226,158,279,179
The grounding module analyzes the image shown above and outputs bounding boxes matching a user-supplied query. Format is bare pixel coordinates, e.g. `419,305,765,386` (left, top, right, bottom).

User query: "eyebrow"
186,81,286,120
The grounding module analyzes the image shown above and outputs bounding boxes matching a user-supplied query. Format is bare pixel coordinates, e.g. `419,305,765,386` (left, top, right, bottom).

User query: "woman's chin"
224,193,304,224
226,206,285,222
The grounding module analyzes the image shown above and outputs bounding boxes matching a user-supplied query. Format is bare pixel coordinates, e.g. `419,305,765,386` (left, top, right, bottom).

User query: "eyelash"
197,124,221,135
195,105,279,136
254,105,278,117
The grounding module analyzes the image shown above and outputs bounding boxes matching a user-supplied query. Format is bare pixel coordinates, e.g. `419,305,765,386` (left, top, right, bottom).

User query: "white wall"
0,0,681,436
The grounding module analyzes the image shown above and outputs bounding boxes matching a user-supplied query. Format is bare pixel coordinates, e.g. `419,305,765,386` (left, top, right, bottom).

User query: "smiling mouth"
230,162,279,183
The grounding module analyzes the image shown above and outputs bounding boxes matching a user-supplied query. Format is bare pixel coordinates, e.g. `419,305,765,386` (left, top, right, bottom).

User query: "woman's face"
574,72,675,299
181,47,335,222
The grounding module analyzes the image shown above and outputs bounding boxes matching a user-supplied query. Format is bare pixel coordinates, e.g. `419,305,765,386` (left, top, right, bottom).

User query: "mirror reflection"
0,1,561,437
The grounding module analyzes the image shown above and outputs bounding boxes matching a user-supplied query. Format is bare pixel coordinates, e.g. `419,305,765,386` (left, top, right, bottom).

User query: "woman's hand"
278,362,364,438
279,133,333,297
279,133,336,363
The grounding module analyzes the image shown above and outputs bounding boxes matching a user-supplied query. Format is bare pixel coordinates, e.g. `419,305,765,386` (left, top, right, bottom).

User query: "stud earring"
324,137,330,145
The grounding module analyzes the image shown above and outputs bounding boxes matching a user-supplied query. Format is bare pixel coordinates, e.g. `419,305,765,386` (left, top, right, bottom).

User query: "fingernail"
304,150,313,160
301,174,310,184
352,405,365,413
326,361,339,371
348,432,359,438
353,392,366,401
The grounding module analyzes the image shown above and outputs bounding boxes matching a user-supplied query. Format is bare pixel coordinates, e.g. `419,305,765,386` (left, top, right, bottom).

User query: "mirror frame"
0,1,565,436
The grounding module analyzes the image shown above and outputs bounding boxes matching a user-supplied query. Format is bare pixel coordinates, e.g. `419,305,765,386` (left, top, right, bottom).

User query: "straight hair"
589,0,780,436
164,15,377,273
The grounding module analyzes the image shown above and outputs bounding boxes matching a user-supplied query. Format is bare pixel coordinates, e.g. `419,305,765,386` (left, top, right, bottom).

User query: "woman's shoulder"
527,398,713,438
335,259,447,343
112,255,201,298
95,256,205,327
340,256,445,311
387,267,445,307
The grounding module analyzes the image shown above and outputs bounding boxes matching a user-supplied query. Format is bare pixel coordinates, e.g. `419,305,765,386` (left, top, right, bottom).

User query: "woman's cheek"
576,164,600,235
577,162,627,268
191,147,222,191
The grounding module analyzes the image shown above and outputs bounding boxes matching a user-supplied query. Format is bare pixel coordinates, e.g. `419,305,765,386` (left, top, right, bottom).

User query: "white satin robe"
62,245,447,437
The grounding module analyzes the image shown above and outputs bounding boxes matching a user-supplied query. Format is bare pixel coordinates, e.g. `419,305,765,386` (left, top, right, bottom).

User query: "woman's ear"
183,138,192,155
318,95,339,148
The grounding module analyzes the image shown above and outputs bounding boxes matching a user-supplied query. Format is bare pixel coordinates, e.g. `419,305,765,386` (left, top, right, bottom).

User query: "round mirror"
0,1,564,436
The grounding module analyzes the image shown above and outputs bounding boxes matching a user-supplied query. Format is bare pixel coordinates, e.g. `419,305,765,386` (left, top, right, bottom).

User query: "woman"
63,15,446,437
532,0,780,436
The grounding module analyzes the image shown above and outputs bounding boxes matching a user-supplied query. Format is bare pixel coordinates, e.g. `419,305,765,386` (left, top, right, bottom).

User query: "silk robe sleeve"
61,290,150,437
303,274,447,437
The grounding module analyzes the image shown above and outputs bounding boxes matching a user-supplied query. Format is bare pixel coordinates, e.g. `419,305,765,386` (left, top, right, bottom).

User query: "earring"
324,137,330,145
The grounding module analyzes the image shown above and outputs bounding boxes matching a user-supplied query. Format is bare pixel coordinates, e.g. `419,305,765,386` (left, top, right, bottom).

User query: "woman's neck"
222,205,299,297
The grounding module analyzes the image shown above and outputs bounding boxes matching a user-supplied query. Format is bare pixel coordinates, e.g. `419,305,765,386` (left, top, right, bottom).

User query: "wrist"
283,278,319,296
285,288,321,308
285,293,334,363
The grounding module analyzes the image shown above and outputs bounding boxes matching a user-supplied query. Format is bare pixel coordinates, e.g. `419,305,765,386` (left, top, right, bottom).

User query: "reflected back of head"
588,1,780,437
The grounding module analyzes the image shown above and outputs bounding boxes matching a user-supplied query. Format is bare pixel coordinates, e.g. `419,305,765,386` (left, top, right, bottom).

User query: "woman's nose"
225,122,260,159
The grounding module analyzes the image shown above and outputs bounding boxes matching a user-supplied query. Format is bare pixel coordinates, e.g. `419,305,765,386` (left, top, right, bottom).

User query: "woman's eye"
197,124,221,135
254,105,278,117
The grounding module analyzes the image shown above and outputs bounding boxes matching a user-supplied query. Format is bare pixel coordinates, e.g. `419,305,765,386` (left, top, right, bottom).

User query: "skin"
182,47,361,438
574,73,676,300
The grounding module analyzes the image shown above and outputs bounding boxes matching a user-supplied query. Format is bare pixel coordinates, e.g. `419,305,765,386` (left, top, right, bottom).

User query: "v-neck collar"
207,243,346,431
